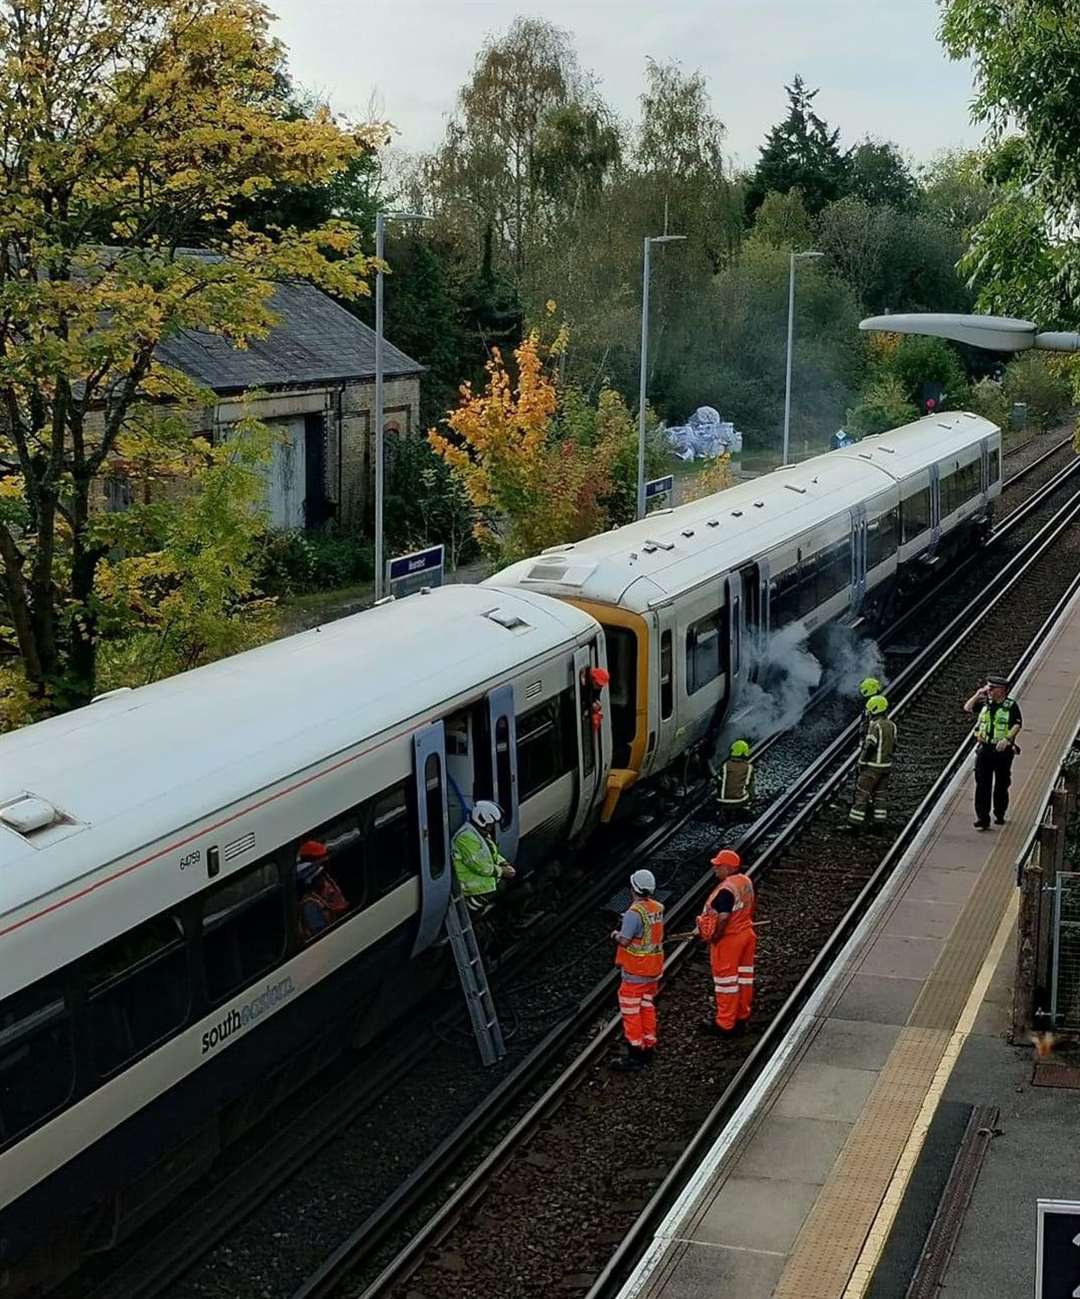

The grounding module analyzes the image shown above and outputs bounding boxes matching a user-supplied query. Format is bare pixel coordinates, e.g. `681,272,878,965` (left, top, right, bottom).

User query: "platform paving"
621,586,1080,1299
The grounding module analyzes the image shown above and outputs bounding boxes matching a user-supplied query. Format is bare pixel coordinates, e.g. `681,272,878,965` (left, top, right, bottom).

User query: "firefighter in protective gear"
451,801,515,911
857,676,883,742
964,675,1023,829
611,868,664,1071
846,695,897,832
715,739,755,809
697,849,755,1037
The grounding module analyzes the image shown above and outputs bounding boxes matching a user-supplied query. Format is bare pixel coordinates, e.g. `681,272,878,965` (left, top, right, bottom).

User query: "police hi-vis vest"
616,898,665,978
976,699,1016,745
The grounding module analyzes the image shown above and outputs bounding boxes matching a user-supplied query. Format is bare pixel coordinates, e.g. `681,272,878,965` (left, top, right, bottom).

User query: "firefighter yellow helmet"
859,676,882,698
729,739,751,759
865,694,889,716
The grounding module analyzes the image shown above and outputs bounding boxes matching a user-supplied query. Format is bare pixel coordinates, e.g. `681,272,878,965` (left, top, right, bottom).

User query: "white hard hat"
470,800,502,828
630,868,656,894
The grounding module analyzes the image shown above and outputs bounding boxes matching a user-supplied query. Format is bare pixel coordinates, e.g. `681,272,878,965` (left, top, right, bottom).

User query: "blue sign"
645,474,674,503
386,544,445,599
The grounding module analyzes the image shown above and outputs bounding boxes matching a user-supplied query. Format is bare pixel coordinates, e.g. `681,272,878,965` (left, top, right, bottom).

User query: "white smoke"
717,622,884,753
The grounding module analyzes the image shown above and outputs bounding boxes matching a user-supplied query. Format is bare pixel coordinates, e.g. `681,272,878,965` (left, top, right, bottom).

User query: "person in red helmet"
296,840,348,940
696,848,756,1037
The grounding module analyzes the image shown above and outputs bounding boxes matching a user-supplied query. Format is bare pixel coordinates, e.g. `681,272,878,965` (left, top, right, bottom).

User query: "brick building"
156,280,423,532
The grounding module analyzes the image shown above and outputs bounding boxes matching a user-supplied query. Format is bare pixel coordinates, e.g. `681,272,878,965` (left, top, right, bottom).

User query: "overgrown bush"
845,375,920,438
384,434,479,570
1003,353,1072,431
256,531,374,597
967,376,1010,430
881,335,969,409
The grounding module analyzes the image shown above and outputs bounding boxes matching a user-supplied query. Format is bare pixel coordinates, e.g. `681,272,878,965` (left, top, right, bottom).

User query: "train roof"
0,585,596,920
487,412,998,611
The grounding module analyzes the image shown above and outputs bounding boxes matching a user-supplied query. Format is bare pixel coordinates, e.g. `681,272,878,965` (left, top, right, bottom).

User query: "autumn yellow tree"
429,328,661,561
0,0,382,716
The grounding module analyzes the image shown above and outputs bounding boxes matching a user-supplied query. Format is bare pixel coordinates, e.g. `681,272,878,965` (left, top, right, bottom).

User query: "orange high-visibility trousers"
710,929,756,1030
618,978,659,1049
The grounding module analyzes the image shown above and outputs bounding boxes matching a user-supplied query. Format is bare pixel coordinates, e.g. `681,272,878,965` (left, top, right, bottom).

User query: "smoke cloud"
717,622,884,753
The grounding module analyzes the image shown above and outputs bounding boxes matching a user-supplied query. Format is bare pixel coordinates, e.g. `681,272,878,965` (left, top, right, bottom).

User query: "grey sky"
268,0,982,169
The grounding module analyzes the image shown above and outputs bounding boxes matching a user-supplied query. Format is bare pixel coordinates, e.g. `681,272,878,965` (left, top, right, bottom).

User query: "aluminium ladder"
444,885,506,1066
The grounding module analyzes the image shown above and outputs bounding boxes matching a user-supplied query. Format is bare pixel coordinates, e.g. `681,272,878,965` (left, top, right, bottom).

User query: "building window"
104,476,134,513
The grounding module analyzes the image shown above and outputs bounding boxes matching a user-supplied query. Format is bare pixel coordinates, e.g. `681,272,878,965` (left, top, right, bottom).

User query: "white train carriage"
489,412,1000,818
0,585,607,1288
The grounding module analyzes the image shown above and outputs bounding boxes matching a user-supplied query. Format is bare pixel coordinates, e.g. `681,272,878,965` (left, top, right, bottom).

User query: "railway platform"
617,583,1080,1299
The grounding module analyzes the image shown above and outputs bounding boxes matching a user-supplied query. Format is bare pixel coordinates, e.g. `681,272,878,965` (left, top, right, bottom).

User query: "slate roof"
156,279,423,394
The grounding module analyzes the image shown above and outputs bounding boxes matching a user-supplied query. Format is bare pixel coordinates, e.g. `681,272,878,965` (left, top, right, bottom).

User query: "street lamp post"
637,233,686,520
374,210,431,602
782,250,824,467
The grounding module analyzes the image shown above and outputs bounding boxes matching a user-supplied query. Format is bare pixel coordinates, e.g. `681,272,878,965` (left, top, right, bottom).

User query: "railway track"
64,428,1078,1299
328,459,1080,1299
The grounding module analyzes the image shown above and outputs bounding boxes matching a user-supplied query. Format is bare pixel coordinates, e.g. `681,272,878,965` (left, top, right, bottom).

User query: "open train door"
739,561,769,680
928,463,942,553
726,575,742,690
410,721,452,956
486,684,520,862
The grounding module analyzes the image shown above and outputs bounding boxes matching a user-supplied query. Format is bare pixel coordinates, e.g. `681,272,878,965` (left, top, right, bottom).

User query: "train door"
726,577,742,689
928,463,941,551
411,722,451,956
486,684,520,861
739,562,769,678
849,504,867,612
979,440,990,497
654,608,678,771
569,645,603,837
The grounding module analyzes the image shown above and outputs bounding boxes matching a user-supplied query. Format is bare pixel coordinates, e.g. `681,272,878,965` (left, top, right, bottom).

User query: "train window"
0,977,74,1145
989,447,1000,486
604,626,638,769
659,631,674,721
517,690,576,800
424,754,447,879
770,564,800,629
202,859,285,1004
866,508,898,570
686,611,723,695
370,783,417,897
941,461,978,517
900,487,931,542
579,688,596,778
86,913,189,1076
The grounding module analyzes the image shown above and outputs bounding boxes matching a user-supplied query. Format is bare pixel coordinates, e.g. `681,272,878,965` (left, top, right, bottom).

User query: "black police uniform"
973,692,1023,828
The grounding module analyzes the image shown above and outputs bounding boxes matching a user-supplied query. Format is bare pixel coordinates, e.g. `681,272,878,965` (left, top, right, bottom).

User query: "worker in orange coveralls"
610,868,664,1072
697,848,755,1038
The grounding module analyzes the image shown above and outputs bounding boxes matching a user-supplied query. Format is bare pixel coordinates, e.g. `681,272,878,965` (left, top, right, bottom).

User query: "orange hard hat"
299,839,329,860
711,848,741,870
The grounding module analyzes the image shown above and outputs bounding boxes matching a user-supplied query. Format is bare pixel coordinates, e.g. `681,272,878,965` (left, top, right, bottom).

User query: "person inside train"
296,840,349,939
451,801,516,912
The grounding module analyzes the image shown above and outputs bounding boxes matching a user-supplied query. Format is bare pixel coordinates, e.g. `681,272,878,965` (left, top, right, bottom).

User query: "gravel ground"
382,509,1080,1299
106,431,1076,1299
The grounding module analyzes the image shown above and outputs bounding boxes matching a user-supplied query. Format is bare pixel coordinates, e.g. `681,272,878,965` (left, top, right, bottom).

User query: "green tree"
750,189,816,250
846,138,916,208
874,335,970,408
940,1,1080,325
0,0,377,717
747,76,849,215
845,375,920,438
918,149,999,234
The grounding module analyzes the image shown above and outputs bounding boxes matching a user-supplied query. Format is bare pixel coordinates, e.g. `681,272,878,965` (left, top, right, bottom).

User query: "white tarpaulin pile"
664,406,743,461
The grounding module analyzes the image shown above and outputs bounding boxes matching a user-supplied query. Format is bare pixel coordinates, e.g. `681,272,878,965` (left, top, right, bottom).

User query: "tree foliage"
0,0,379,717
846,138,917,209
845,375,919,439
748,76,849,215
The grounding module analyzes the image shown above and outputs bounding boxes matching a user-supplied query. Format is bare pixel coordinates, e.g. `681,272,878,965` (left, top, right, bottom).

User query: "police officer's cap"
986,674,1010,687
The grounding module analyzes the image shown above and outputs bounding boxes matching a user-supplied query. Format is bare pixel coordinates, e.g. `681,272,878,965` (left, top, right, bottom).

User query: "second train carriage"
0,584,609,1291
489,412,1001,817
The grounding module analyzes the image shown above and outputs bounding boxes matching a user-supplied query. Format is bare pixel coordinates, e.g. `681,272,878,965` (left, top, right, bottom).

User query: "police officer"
715,739,755,810
611,869,664,1071
964,675,1023,829
845,695,897,833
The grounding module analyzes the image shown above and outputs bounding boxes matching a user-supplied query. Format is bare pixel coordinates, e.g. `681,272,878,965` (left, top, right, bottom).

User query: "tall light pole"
374,210,431,601
782,250,823,467
637,233,686,520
